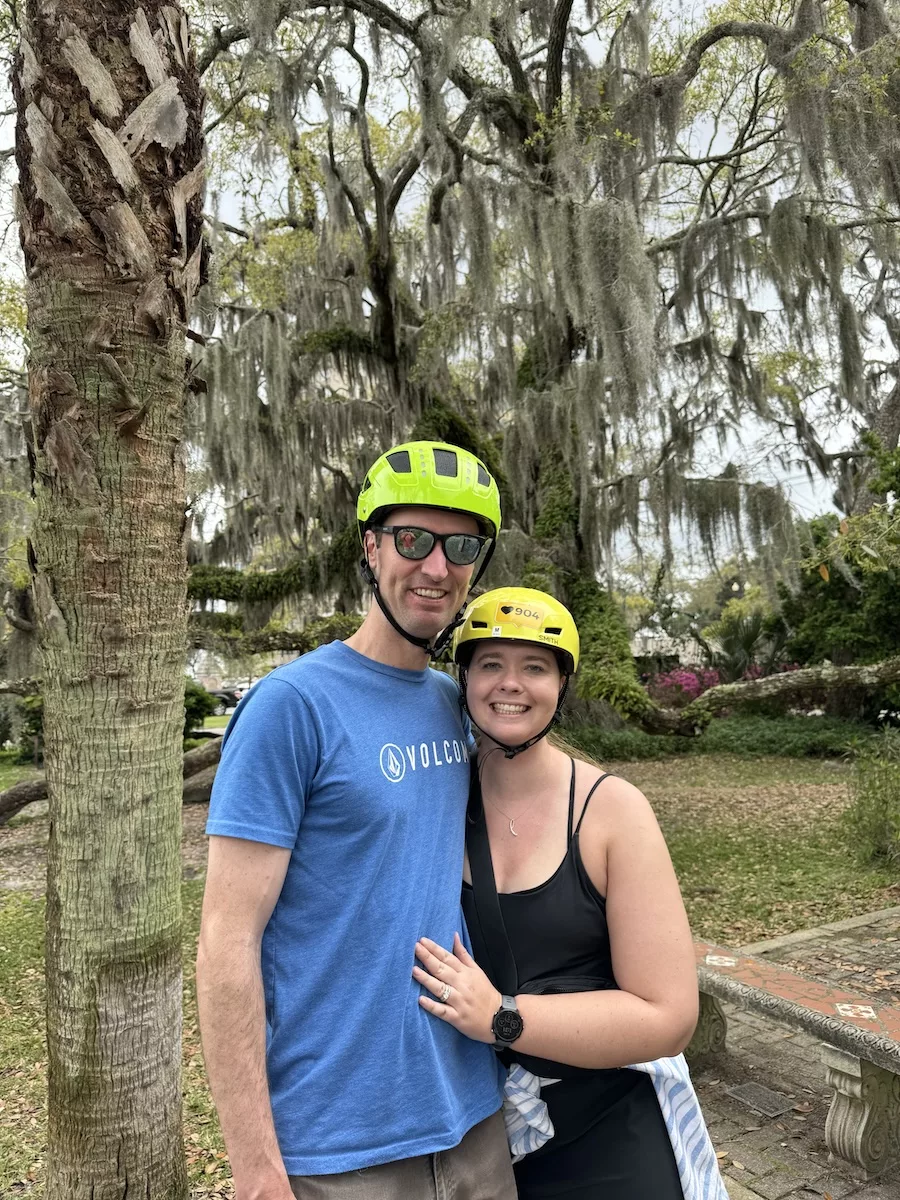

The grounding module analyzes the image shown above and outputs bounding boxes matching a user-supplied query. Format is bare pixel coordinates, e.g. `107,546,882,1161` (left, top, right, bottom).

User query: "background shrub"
0,698,13,747
700,715,865,757
563,714,870,762
844,729,900,870
16,695,44,765
184,678,218,736
646,668,721,708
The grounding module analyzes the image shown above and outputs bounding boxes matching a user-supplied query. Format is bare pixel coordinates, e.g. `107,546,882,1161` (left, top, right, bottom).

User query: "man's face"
364,506,481,639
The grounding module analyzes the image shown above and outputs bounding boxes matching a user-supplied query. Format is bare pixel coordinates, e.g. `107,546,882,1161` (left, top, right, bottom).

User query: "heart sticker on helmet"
495,603,544,629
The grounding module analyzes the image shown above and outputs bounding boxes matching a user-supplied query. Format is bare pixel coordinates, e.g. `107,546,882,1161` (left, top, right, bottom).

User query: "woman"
413,587,725,1200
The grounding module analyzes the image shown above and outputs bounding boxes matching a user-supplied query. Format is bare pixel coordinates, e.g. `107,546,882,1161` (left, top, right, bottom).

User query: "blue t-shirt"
206,640,504,1175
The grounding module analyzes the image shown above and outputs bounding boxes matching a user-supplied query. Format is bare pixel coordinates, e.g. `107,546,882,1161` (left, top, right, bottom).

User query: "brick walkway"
691,907,900,1200
747,909,900,1009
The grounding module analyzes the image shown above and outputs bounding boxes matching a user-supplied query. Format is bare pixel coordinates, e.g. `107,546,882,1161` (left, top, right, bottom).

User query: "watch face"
493,1006,524,1043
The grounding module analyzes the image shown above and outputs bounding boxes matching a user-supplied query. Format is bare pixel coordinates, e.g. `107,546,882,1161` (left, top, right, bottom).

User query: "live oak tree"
0,10,898,1195
3,0,900,795
13,1,204,1195
181,0,896,657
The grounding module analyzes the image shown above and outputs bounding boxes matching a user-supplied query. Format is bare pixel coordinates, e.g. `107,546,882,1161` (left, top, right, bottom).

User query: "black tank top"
462,760,644,1154
462,759,615,1003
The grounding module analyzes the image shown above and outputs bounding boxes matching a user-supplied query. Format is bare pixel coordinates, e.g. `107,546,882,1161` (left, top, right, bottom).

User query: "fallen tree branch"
182,765,218,806
180,737,223,776
188,615,360,655
638,705,709,736
631,655,900,735
0,776,49,825
5,656,899,825
682,655,900,723
0,738,223,827
0,678,40,697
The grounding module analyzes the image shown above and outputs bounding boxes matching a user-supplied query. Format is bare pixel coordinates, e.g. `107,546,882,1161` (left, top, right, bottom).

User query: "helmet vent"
471,620,488,628
545,626,562,635
360,475,372,491
386,450,411,472
433,448,457,477
477,464,489,486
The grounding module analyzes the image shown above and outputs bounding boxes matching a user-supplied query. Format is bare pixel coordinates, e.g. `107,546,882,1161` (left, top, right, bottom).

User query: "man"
196,441,516,1200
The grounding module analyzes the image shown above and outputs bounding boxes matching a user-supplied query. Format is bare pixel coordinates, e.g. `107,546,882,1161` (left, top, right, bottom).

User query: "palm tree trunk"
14,1,204,1195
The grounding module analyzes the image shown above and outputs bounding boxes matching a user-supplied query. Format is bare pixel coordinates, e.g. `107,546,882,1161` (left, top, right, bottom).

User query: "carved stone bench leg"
686,993,727,1061
822,1044,900,1179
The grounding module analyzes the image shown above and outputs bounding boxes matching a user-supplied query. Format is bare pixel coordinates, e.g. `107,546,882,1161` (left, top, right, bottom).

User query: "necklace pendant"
509,819,517,837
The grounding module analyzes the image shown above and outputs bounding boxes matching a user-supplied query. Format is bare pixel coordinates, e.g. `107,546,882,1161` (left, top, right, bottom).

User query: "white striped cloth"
630,1054,729,1200
502,1054,728,1200
501,1063,560,1161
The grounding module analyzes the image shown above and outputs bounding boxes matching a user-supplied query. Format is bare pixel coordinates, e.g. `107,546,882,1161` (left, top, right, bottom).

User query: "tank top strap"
573,772,613,838
566,757,577,844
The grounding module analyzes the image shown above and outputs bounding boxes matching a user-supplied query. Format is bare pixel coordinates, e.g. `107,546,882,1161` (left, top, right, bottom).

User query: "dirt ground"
0,801,211,893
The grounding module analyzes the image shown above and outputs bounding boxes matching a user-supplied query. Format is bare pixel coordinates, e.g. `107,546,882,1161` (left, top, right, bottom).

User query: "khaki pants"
289,1110,516,1200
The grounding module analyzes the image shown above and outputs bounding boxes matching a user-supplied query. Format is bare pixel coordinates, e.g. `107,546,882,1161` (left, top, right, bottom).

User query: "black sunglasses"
372,525,489,566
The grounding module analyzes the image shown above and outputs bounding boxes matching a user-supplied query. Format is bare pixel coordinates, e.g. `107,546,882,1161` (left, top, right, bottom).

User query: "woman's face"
465,641,563,745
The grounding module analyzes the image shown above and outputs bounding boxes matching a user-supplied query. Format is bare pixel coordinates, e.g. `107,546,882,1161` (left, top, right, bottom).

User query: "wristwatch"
491,995,524,1048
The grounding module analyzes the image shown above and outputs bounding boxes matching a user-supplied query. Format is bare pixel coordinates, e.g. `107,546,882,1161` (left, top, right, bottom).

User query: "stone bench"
688,939,900,1180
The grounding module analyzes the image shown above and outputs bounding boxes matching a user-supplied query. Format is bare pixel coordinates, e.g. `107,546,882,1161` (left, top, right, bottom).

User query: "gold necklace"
486,793,540,837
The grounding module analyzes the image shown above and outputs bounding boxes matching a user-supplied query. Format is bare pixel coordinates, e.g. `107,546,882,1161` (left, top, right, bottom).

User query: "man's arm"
196,835,293,1200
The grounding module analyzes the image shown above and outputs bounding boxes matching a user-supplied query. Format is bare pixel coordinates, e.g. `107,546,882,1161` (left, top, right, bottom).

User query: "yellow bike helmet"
453,587,580,675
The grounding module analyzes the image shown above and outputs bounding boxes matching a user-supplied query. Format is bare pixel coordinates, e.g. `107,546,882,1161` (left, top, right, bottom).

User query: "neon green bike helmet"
357,441,501,542
356,440,502,658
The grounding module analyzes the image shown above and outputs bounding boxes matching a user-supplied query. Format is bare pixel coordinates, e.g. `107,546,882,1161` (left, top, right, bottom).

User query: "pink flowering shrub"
646,662,802,708
647,668,721,707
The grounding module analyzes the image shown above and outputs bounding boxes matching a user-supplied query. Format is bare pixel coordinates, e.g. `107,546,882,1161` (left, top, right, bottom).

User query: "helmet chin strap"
459,671,570,758
360,538,496,662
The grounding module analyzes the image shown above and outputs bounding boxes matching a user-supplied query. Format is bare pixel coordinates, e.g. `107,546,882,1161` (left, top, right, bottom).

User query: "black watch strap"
492,994,524,1047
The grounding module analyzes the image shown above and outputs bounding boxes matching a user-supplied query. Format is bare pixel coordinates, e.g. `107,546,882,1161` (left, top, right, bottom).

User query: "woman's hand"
413,933,502,1044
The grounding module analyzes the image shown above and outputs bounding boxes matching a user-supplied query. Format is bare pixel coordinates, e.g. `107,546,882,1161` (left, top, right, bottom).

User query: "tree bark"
851,379,900,515
14,2,204,1196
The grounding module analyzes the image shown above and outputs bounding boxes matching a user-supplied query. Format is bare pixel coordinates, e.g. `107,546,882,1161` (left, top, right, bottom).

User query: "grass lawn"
202,715,231,730
0,883,226,1195
0,756,40,793
619,756,899,944
0,753,897,1194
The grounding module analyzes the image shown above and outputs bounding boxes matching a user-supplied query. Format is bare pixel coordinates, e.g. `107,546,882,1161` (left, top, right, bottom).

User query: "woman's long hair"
547,730,605,771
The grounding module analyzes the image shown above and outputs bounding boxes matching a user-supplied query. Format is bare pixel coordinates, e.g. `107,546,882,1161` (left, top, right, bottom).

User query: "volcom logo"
380,743,406,783
379,738,469,781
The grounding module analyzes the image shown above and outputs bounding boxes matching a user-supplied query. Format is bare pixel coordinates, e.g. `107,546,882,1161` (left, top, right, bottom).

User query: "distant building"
630,628,704,666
